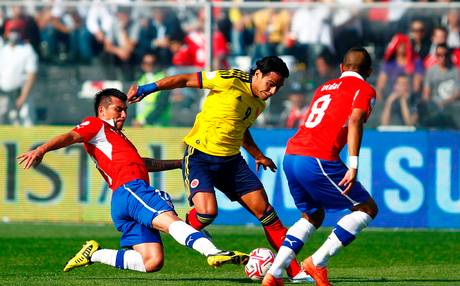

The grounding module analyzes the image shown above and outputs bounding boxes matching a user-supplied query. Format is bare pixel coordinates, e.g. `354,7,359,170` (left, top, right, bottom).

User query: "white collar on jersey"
102,118,115,127
340,71,364,80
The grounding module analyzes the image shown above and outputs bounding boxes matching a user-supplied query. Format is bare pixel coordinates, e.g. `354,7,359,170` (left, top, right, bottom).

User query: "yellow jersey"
184,69,266,156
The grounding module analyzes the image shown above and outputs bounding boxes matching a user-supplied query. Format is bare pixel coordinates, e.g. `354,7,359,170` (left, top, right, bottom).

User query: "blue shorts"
283,154,371,215
111,179,175,248
182,146,264,205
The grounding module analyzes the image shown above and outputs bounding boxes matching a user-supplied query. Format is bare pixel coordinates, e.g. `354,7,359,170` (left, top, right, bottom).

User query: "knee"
302,209,325,229
196,212,217,227
144,256,164,273
355,198,379,219
186,208,217,228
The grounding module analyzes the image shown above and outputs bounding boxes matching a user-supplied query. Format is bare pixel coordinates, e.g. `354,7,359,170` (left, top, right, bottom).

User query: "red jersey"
286,71,376,160
72,117,149,191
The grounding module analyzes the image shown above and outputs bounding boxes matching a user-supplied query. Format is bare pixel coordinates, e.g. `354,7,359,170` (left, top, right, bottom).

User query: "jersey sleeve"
199,70,245,91
72,117,103,142
352,86,376,121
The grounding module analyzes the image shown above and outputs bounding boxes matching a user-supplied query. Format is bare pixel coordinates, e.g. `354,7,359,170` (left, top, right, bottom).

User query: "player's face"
100,96,128,130
252,70,285,101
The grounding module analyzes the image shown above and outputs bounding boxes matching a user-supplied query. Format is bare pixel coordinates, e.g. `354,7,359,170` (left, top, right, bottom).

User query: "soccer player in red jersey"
17,88,248,273
262,47,379,286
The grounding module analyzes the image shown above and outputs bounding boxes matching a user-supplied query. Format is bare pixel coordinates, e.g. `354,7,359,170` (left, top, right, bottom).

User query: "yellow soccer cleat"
63,240,100,272
207,250,249,267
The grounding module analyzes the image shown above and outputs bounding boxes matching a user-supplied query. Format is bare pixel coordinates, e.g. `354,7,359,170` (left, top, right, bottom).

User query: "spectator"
312,51,340,88
132,53,170,127
104,7,139,63
444,8,460,49
420,44,460,129
137,8,184,67
409,19,430,60
251,8,291,63
0,24,38,126
362,0,390,59
49,0,93,63
288,0,333,66
5,5,40,56
172,11,205,68
380,74,418,126
331,0,364,62
280,87,308,128
86,0,113,56
424,26,448,69
229,5,254,56
376,33,424,101
103,7,140,80
212,18,231,70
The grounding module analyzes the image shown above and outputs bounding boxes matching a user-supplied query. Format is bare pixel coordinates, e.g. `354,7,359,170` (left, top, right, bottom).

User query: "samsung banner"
1,126,459,228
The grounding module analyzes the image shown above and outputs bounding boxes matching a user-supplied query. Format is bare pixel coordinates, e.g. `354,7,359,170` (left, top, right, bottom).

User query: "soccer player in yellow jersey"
128,56,311,282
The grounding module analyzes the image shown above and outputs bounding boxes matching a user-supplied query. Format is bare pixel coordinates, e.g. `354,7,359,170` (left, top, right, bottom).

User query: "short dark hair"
434,26,448,35
436,43,452,67
94,88,127,116
343,47,372,76
251,56,290,78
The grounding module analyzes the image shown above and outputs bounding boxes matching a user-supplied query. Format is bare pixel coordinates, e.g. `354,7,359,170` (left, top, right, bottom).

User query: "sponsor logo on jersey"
205,71,217,79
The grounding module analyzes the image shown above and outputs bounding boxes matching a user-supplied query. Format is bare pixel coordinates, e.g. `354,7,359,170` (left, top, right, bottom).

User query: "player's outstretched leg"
63,240,100,272
166,218,249,268
207,250,249,267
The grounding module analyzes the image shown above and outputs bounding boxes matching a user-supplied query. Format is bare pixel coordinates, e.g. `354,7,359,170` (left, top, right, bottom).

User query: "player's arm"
127,73,200,103
17,131,83,169
242,129,277,172
338,108,366,195
142,158,182,172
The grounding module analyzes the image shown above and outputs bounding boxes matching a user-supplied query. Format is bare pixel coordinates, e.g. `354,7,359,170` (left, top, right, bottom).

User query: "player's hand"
338,168,357,196
255,156,277,172
127,84,141,104
17,148,45,169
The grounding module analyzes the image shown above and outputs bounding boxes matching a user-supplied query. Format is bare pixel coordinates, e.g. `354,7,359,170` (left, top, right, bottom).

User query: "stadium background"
1,1,460,229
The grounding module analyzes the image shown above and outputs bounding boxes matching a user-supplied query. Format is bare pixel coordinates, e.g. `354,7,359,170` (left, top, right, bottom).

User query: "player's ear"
97,105,105,117
339,63,344,73
254,69,262,79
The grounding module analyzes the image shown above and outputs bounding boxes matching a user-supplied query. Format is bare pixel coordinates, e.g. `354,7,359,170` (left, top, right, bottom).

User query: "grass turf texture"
0,223,459,286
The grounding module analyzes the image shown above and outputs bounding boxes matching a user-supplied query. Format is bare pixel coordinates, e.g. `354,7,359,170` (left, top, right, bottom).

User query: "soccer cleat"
207,250,249,267
289,270,315,283
302,256,331,286
63,240,100,272
261,273,285,286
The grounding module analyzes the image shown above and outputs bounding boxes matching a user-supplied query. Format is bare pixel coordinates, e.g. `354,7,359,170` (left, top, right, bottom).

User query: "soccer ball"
244,248,275,280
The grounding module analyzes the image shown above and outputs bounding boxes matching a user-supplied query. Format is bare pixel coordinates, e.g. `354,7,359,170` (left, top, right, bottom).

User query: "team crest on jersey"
76,121,90,129
190,179,200,188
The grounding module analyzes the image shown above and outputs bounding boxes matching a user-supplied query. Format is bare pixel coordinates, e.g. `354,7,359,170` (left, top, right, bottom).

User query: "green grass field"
0,223,459,286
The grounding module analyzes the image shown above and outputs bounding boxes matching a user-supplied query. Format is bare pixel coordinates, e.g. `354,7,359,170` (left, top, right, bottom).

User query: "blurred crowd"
0,0,459,130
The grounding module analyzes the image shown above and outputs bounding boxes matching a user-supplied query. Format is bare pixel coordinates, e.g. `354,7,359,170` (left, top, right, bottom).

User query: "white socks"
89,220,222,273
168,220,220,256
268,218,316,278
312,211,372,266
91,249,146,272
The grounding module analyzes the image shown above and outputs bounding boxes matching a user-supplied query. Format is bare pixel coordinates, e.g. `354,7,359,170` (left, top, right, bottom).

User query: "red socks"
262,216,302,278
